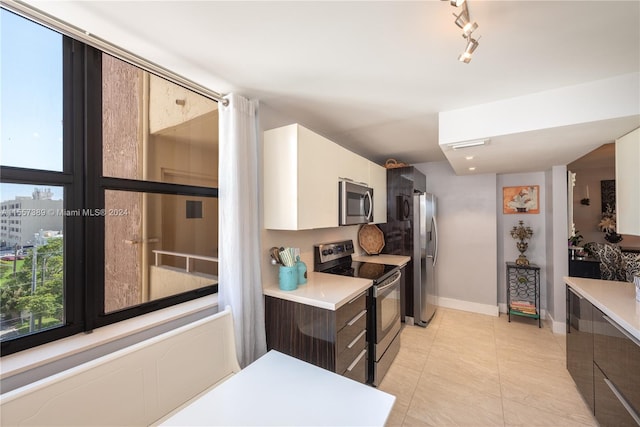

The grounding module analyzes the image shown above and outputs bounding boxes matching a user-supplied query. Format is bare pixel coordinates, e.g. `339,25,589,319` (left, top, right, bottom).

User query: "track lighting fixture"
453,9,478,38
458,36,479,63
443,0,481,63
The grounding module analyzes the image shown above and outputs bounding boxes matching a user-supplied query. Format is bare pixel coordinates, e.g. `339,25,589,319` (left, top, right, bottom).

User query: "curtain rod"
1,0,229,106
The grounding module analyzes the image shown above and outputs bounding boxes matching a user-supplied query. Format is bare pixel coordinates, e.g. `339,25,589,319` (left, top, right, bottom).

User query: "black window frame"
1,12,218,356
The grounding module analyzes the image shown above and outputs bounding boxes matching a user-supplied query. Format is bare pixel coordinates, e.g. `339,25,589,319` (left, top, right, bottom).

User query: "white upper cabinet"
369,162,387,224
615,127,640,236
264,124,340,230
263,124,387,230
336,147,369,186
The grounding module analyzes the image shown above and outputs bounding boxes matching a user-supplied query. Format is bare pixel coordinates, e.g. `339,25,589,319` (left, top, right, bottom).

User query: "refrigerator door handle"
432,215,438,267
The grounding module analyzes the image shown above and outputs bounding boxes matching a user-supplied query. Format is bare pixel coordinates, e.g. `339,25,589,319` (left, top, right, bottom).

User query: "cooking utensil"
270,247,282,265
279,248,294,267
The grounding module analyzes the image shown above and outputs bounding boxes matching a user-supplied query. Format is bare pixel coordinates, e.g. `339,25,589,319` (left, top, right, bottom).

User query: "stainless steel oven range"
314,240,402,386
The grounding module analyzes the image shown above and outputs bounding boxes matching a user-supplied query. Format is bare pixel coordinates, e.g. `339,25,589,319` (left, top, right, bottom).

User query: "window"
0,9,219,354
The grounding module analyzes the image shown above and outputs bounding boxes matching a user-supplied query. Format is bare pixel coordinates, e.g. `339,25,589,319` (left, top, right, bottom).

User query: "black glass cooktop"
322,261,397,282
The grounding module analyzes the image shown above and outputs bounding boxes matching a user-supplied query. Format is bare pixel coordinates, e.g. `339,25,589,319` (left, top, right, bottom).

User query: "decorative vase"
511,220,533,266
604,231,623,244
516,241,529,265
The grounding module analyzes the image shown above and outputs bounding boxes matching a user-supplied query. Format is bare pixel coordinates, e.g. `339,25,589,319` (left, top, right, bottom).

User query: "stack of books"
510,300,536,315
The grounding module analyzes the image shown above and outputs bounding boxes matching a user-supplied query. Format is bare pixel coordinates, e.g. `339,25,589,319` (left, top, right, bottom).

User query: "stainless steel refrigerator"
413,192,437,326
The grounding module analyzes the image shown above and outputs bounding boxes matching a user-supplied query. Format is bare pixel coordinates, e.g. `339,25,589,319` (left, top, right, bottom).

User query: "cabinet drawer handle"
567,287,584,300
602,315,640,348
604,377,640,425
347,291,366,305
347,349,367,372
347,310,367,327
347,329,367,349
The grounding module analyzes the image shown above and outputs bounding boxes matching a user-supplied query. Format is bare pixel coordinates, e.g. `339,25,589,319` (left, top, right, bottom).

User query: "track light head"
458,52,472,63
450,0,466,6
458,37,479,63
462,21,478,37
453,11,478,37
453,10,468,27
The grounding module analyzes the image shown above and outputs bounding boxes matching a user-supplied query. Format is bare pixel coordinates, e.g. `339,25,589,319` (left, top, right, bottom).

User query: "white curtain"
219,93,267,367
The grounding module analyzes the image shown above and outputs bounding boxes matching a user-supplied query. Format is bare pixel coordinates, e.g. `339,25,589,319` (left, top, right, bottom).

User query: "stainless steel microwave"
339,180,373,226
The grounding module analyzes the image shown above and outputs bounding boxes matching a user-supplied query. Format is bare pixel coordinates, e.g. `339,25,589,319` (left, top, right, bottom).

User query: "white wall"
547,165,569,334
410,163,569,328
496,172,547,313
571,163,640,247
439,73,640,145
572,166,615,244
415,161,498,316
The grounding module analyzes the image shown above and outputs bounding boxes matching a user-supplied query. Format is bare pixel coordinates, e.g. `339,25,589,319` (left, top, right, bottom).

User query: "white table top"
159,350,396,426
564,276,640,341
353,254,410,267
263,272,372,310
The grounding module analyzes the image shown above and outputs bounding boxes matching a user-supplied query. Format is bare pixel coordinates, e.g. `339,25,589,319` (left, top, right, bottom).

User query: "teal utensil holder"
279,266,298,291
296,256,307,285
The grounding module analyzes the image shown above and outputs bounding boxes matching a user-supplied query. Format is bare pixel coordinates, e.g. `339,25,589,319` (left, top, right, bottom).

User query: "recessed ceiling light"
465,155,474,160
448,138,489,150
468,167,476,171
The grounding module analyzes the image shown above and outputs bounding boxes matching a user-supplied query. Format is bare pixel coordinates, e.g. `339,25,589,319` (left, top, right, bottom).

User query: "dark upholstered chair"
622,252,640,283
583,242,627,281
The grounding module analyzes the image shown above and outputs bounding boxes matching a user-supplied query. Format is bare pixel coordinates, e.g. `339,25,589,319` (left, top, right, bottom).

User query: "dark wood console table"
569,257,601,279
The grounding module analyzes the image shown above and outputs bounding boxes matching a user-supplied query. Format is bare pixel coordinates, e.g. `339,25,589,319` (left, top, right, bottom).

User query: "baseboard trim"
547,311,566,335
436,296,499,317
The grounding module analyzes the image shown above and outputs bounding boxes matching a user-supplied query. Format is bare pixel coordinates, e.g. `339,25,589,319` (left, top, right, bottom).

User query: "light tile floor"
379,307,598,427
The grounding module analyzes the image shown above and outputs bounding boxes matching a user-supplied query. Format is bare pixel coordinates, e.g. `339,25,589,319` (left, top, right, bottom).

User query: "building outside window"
0,8,219,355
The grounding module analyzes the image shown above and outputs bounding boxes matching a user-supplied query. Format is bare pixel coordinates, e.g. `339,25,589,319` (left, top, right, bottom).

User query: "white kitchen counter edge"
263,272,372,311
564,276,640,342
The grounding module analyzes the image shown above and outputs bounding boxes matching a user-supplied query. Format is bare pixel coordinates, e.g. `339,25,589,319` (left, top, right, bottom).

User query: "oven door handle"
374,271,401,297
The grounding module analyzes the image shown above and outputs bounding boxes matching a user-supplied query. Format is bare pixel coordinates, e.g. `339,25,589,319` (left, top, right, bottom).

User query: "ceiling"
21,0,640,174
568,143,615,171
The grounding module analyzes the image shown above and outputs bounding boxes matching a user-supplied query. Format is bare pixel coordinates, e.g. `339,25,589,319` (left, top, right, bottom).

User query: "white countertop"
564,276,640,341
263,272,372,311
158,350,395,426
353,254,410,266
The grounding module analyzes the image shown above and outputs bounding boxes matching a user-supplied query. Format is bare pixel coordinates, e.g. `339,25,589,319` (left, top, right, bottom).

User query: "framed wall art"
503,185,540,214
600,179,615,213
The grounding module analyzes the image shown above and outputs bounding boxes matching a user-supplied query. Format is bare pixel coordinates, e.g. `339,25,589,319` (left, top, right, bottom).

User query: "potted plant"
568,230,583,247
598,204,623,244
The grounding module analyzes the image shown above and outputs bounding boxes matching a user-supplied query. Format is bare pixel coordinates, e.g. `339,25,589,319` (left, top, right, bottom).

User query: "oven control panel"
314,240,355,264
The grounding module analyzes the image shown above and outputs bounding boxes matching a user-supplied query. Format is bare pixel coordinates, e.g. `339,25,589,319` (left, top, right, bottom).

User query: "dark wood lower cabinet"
265,292,368,383
594,362,640,426
566,284,640,426
593,307,640,426
566,286,594,411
